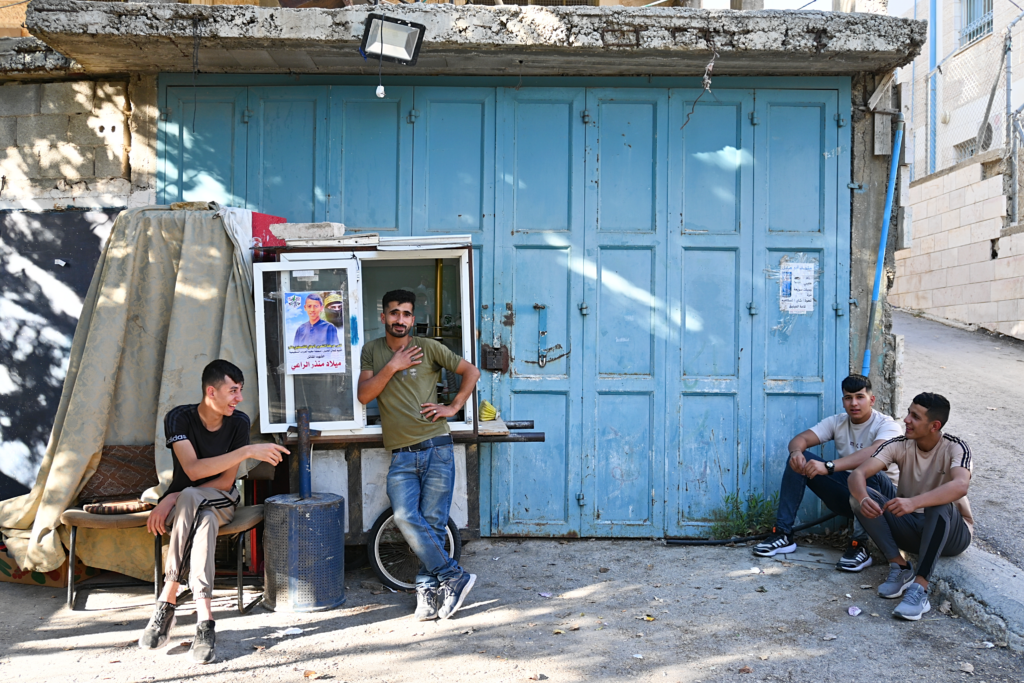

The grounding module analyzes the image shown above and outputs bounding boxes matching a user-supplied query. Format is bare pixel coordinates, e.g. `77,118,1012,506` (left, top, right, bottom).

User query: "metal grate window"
959,0,993,47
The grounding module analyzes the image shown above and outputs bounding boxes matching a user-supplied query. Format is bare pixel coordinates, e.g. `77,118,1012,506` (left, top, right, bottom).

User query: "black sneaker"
188,620,216,664
836,539,873,572
414,585,439,621
437,572,477,620
752,528,796,557
138,601,176,650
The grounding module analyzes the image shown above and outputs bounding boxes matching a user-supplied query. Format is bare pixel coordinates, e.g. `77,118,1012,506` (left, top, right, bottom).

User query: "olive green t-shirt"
360,336,463,452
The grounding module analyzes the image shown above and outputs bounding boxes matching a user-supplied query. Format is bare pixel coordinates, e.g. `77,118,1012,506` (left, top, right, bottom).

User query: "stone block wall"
0,79,151,210
890,161,1024,339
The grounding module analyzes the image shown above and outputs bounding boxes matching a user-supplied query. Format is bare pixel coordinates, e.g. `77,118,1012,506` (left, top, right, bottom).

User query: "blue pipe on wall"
861,113,905,377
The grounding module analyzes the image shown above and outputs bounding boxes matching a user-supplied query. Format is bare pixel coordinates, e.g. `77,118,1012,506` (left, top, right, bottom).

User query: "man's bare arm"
787,429,822,473
849,457,889,518
421,359,481,422
803,438,890,479
172,440,287,482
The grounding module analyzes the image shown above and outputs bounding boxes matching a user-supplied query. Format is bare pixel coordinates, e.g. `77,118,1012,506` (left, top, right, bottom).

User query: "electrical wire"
0,0,29,9
664,512,839,546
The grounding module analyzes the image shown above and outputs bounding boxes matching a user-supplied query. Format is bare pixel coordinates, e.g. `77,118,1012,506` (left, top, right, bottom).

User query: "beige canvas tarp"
0,206,262,580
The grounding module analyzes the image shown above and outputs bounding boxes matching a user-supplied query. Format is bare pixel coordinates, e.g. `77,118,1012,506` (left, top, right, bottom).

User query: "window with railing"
959,0,994,47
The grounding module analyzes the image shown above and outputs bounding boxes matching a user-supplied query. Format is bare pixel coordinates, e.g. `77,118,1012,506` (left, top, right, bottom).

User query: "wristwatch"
825,460,835,475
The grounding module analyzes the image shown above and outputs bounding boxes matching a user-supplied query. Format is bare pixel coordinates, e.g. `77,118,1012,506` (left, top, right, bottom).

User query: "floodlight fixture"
360,14,426,67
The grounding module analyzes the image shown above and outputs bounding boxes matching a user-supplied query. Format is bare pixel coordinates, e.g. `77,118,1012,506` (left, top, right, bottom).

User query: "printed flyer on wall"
779,262,815,314
285,291,346,375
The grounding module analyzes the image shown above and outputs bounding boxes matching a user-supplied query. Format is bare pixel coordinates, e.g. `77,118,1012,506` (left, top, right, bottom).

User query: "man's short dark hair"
382,289,416,311
202,359,244,391
912,392,950,427
841,374,872,394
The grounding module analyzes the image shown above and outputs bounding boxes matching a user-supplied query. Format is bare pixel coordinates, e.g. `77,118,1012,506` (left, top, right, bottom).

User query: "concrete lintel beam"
22,1,926,77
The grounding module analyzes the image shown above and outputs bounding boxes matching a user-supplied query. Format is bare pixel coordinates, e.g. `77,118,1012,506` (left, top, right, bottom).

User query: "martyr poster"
779,262,815,314
284,291,347,374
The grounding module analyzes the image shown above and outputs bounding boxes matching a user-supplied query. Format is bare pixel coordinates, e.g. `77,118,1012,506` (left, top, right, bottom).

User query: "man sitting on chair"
139,359,288,663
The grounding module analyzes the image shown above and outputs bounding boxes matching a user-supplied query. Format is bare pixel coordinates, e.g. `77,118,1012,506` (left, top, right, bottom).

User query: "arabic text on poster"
780,263,815,314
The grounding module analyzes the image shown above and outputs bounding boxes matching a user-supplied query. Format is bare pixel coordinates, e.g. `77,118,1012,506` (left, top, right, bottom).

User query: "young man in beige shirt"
849,392,973,621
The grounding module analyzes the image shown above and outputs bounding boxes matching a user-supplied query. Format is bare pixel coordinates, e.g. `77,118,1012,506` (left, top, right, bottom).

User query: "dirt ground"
1,539,1021,683
892,310,1024,571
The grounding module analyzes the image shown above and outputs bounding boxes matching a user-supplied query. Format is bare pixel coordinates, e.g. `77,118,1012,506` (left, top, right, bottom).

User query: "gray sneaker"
878,561,917,598
414,586,439,621
893,583,931,621
138,601,176,650
437,572,476,620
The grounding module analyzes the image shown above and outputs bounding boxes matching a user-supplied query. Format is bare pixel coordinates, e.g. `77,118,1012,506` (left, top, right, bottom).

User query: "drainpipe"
861,114,905,378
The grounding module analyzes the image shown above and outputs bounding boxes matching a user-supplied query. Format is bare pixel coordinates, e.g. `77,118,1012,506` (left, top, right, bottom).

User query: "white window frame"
254,257,365,434
277,246,476,438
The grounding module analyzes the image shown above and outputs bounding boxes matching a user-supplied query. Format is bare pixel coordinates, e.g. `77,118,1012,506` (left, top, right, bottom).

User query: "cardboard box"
0,544,100,588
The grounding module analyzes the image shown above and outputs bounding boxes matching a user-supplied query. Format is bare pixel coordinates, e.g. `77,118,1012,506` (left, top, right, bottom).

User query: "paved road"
893,310,1024,571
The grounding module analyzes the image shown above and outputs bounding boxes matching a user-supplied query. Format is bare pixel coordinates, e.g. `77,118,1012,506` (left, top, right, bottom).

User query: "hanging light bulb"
376,84,386,99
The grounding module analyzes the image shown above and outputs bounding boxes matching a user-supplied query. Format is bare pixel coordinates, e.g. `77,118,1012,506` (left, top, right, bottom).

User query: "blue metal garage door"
159,80,850,539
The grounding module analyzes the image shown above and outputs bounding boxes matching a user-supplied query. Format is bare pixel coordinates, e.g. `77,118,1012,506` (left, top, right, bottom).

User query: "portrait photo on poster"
285,291,346,374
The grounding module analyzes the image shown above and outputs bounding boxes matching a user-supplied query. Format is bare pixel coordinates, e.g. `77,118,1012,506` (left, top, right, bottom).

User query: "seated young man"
753,375,903,571
138,360,288,663
849,393,972,621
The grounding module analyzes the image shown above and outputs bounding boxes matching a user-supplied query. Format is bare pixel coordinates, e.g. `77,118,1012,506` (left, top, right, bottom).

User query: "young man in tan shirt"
849,392,973,621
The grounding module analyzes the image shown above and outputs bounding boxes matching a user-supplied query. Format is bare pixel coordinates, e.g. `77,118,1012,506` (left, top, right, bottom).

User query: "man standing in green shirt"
358,289,481,621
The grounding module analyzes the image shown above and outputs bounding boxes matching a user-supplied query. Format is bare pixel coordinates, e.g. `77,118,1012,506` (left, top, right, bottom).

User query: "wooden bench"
60,447,274,612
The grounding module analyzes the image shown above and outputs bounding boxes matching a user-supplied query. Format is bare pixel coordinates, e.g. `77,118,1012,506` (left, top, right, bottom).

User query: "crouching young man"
849,393,973,621
139,360,289,663
753,374,903,571
358,290,481,621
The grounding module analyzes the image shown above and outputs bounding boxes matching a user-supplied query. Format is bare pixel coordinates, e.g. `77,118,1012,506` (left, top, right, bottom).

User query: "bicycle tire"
366,507,462,591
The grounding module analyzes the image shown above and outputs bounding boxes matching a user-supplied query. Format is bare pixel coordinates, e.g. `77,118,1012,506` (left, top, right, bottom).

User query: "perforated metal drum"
263,493,346,612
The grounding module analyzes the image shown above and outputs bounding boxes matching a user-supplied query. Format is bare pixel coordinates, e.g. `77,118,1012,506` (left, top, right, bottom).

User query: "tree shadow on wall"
0,209,118,500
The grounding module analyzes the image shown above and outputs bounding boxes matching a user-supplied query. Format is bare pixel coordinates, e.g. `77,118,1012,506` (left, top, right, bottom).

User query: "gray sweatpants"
164,486,238,600
854,487,971,581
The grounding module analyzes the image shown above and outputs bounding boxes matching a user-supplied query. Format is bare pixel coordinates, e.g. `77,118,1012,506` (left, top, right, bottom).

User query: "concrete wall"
891,158,1024,339
0,78,157,210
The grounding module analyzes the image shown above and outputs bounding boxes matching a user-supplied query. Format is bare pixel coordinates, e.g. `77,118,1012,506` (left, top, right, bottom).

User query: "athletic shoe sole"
188,650,217,664
137,614,176,650
415,612,439,622
752,542,796,557
440,573,477,620
837,555,873,572
879,577,916,599
894,599,931,621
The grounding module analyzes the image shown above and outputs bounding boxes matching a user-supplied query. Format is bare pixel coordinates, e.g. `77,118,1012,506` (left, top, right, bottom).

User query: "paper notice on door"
780,263,815,314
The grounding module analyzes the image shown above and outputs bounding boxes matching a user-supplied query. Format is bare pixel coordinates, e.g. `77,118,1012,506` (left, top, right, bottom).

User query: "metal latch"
576,492,586,507
481,343,509,374
578,302,589,316
534,303,548,368
159,107,173,122
747,302,758,316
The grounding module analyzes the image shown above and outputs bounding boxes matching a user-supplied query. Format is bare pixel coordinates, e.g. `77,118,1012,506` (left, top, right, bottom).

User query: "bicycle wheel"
366,507,462,591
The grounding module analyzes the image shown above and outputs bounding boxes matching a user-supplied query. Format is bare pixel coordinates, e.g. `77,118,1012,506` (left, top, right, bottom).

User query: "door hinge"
747,302,758,315
833,302,845,317
159,107,172,122
576,492,586,507
241,109,254,124
581,110,591,124
848,182,865,192
578,301,589,316
749,112,759,126
407,109,420,124
835,113,847,128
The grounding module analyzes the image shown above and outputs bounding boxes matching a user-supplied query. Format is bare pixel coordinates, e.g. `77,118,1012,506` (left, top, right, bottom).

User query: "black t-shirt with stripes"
163,404,250,497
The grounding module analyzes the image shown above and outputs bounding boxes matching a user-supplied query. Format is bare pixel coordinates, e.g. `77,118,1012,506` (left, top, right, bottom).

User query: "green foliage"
709,491,780,540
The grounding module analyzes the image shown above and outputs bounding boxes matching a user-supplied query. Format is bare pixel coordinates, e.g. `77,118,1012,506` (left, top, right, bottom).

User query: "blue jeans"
386,443,462,589
775,451,897,539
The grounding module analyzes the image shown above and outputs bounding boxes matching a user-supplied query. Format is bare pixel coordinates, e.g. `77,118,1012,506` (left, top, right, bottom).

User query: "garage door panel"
681,248,740,378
